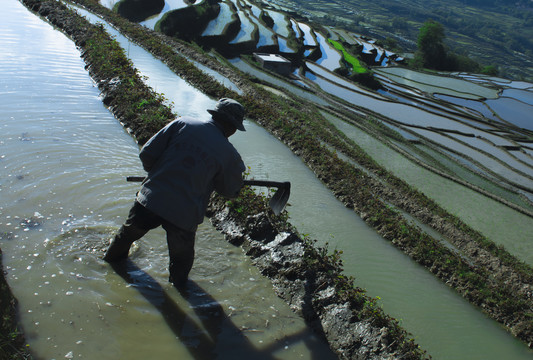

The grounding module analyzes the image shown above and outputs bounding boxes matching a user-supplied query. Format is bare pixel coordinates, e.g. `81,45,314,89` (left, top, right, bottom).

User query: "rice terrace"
1,0,532,359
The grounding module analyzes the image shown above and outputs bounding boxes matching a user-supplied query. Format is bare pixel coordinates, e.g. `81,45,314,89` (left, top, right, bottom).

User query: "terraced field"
263,0,533,81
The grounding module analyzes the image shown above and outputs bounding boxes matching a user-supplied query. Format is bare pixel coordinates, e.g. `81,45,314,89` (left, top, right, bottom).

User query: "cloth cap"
207,98,246,131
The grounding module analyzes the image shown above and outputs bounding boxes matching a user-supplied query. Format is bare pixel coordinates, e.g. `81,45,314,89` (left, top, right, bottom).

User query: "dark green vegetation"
83,25,175,143
412,19,497,74
18,0,533,354
0,249,31,359
114,0,164,23
284,0,533,81
156,0,220,40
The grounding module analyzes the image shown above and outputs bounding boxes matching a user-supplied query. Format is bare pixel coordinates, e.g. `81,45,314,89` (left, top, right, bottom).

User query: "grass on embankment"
328,38,368,74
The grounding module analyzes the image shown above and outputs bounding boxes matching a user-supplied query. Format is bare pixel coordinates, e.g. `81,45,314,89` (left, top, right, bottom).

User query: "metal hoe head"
268,182,290,216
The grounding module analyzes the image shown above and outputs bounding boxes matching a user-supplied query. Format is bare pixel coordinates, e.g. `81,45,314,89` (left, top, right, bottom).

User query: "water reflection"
326,114,533,265
434,94,500,121
501,88,533,106
376,67,500,99
229,1,255,44
227,58,329,106
264,9,291,38
202,2,232,36
304,64,533,195
314,32,342,71
486,96,533,131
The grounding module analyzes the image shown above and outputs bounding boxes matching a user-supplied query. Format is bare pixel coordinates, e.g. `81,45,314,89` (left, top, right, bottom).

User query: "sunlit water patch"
376,68,500,100
202,1,233,36
297,22,316,46
245,0,262,18
229,10,256,44
253,13,277,48
265,9,291,38
411,143,533,209
485,97,533,131
99,0,121,9
303,67,533,193
502,88,533,106
306,62,378,97
277,36,296,53
228,58,328,106
445,134,533,180
290,19,300,39
412,129,533,191
188,57,242,94
486,78,533,90
434,94,500,121
325,115,533,265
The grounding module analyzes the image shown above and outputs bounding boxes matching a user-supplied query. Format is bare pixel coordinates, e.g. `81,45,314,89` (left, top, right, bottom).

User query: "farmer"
103,98,246,287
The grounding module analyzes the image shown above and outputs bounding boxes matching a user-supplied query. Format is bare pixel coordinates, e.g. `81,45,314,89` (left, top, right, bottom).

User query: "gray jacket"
136,116,245,231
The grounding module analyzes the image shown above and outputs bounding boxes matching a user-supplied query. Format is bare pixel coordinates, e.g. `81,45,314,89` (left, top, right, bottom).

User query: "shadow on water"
110,260,334,360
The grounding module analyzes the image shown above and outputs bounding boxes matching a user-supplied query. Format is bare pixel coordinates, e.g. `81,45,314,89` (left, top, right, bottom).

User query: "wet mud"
0,248,30,359
206,195,426,359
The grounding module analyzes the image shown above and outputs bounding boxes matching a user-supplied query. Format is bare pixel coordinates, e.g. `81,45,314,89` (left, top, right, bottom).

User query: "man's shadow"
109,260,333,360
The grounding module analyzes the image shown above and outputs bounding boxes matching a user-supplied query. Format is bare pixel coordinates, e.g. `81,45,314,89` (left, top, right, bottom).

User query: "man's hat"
207,98,246,131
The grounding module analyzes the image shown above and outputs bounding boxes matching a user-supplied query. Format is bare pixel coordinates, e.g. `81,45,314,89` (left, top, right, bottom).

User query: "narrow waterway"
1,1,531,359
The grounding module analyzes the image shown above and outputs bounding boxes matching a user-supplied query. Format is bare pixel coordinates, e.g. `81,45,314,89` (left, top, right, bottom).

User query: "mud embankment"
0,249,31,359
207,191,427,359
12,1,428,359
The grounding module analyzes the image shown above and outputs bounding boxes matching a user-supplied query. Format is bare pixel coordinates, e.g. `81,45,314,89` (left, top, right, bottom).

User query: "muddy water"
1,1,532,359
0,1,336,359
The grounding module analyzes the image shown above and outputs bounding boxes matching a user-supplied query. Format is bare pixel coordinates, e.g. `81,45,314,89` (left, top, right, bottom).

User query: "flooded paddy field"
202,1,233,37
301,62,533,207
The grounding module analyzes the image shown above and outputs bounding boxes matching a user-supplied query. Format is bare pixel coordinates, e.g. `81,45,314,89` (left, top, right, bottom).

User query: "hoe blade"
269,182,290,215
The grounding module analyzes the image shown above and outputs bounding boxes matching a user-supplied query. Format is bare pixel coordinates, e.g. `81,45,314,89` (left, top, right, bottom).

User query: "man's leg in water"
103,201,160,262
164,223,196,287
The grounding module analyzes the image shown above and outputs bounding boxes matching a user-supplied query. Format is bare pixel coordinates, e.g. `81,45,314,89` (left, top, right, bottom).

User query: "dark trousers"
103,201,196,286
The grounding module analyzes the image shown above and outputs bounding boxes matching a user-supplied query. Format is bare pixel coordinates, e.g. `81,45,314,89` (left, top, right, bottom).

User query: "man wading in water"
103,98,246,287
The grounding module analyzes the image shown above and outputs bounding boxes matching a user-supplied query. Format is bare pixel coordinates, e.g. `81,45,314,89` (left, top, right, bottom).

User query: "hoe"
126,176,290,215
